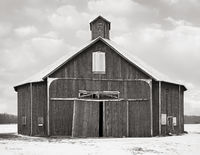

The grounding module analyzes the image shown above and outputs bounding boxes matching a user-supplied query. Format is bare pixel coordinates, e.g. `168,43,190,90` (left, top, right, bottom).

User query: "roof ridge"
14,37,186,89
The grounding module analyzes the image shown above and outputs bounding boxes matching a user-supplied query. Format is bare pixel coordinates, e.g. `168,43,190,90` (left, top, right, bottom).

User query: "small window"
92,52,105,74
22,116,26,125
38,117,44,127
161,114,167,125
173,117,177,126
79,90,119,100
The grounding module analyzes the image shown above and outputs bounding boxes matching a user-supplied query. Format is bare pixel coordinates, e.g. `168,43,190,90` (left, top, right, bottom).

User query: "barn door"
127,80,152,137
49,100,74,136
72,100,99,137
103,101,127,137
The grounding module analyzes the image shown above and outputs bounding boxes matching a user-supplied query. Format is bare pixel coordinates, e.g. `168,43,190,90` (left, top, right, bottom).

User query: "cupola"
90,16,111,40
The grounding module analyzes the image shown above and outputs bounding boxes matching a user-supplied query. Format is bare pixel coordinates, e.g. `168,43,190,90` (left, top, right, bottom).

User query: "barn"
14,16,186,137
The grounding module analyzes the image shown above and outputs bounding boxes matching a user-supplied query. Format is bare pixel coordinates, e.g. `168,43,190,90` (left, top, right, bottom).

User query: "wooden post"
47,77,55,136
47,78,50,136
149,80,153,136
178,85,181,133
126,101,129,137
72,100,76,137
30,83,33,136
159,81,162,135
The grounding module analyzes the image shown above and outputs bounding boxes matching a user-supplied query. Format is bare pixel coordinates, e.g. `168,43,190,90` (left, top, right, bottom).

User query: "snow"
0,124,200,155
0,124,17,133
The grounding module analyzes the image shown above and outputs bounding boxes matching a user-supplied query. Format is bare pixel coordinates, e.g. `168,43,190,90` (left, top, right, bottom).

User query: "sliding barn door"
72,100,99,137
49,100,74,136
103,101,127,137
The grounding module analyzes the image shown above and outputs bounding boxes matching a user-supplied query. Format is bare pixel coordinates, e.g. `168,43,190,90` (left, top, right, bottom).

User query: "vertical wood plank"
149,80,153,136
159,81,161,135
127,101,129,137
72,100,76,137
30,83,33,136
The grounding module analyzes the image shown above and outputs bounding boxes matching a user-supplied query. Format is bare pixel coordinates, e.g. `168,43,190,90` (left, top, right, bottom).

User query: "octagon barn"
14,16,186,137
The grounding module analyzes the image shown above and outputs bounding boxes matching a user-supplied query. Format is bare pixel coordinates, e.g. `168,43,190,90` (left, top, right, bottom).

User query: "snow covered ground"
0,124,200,155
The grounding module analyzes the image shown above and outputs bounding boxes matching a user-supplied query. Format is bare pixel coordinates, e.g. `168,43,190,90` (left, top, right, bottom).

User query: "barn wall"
161,82,184,135
128,100,151,137
17,84,31,135
49,79,150,100
49,79,151,137
180,87,184,133
50,40,150,80
152,80,159,136
32,82,47,136
46,39,157,137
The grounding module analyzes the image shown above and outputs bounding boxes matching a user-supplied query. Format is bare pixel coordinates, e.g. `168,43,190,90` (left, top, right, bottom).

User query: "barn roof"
14,37,186,90
89,15,111,24
89,16,111,30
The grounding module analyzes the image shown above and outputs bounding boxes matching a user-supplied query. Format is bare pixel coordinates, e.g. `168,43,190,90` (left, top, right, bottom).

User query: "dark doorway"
99,101,103,137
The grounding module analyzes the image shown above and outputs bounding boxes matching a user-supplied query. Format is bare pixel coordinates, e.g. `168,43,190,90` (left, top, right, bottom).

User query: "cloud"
48,5,90,29
163,0,179,5
0,34,75,114
0,0,199,116
88,0,135,15
14,26,38,37
88,0,157,22
0,22,12,37
113,18,200,78
134,0,200,25
31,37,64,56
75,29,90,41
43,31,59,38
87,0,159,38
0,34,74,78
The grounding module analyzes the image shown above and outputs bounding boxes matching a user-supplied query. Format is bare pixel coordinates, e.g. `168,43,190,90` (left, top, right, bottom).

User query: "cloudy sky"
0,0,200,115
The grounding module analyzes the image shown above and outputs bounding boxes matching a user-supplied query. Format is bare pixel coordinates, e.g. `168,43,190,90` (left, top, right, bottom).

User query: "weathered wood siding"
129,100,151,137
72,101,99,137
50,40,150,80
152,81,159,136
17,84,31,135
161,82,184,135
49,79,151,137
104,101,127,137
32,82,47,136
179,87,184,133
50,100,73,136
128,80,151,137
49,79,150,100
45,39,166,137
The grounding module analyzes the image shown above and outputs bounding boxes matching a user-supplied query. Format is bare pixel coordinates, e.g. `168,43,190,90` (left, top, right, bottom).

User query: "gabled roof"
14,37,186,90
89,15,111,24
89,16,111,30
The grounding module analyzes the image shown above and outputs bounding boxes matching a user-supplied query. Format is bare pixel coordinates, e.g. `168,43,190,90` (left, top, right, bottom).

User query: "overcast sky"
0,0,200,115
